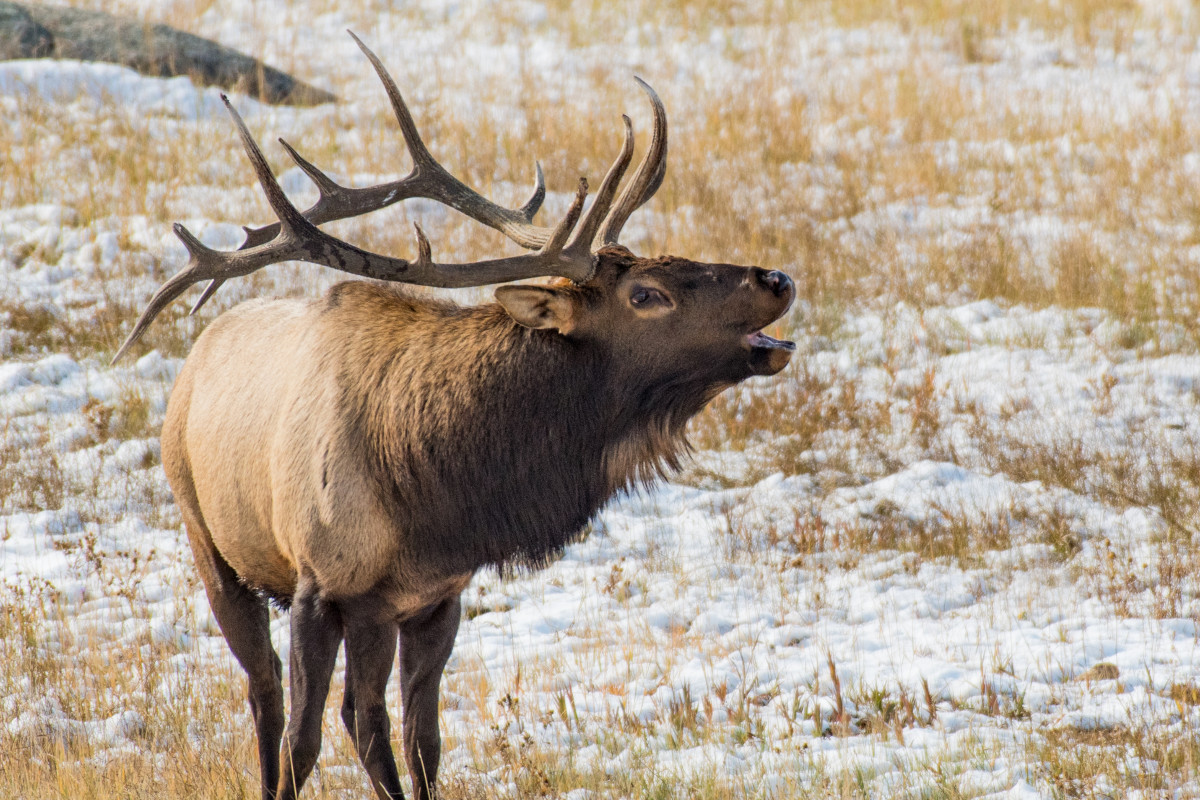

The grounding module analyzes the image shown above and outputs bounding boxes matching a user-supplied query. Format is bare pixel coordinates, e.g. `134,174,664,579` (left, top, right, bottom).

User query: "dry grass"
0,429,65,513
4,0,1200,797
1031,722,1200,798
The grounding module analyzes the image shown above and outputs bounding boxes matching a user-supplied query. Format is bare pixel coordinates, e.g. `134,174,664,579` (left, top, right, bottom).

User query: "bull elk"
114,32,795,800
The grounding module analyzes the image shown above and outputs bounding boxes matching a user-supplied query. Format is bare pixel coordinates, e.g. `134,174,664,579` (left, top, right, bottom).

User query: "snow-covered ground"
2,1,1200,797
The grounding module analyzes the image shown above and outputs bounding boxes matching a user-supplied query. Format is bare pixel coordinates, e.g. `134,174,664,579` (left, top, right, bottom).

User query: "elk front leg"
399,596,462,800
341,609,405,799
277,575,343,800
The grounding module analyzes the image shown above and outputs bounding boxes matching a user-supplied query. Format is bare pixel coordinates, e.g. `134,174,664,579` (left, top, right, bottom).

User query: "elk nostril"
760,270,791,297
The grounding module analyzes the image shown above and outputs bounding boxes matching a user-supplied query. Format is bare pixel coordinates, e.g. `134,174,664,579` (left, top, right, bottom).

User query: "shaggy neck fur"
336,291,707,579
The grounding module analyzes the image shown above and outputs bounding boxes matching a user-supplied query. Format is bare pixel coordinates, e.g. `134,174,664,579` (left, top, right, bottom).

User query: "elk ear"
495,285,577,333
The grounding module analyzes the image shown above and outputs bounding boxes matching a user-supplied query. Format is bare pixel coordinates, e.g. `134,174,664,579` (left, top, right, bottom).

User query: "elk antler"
112,33,667,364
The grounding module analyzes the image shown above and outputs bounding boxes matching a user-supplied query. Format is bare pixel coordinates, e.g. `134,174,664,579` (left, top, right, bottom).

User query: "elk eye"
630,287,663,306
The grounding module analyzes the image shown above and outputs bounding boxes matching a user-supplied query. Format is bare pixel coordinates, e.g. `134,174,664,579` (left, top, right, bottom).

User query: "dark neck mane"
354,300,699,575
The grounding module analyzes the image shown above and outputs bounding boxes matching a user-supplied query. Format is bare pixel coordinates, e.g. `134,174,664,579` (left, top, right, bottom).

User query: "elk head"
498,249,794,385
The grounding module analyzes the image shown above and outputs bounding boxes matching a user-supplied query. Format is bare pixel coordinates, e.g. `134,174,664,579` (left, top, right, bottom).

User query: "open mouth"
745,329,796,376
746,330,796,352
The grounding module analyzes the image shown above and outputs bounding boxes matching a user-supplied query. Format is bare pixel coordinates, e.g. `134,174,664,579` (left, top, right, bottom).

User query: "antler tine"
346,30,435,172
277,138,344,198
112,99,597,363
225,102,314,234
111,232,218,364
189,278,224,315
596,77,668,247
563,115,635,260
542,178,588,254
349,32,555,245
520,162,546,220
629,77,669,206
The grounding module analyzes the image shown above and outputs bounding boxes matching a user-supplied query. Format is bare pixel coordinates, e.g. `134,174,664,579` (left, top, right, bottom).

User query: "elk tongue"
748,331,796,351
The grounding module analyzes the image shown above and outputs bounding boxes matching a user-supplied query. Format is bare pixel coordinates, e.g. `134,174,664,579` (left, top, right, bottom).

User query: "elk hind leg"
180,510,284,800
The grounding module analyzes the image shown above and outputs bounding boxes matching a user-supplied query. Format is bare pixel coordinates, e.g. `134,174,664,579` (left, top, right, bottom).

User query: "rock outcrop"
0,2,335,105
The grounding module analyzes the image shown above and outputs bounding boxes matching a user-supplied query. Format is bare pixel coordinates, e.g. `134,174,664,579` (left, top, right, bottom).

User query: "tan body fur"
165,294,475,614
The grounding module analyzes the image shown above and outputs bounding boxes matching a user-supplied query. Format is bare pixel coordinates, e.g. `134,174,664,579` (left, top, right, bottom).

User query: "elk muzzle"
745,269,796,376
